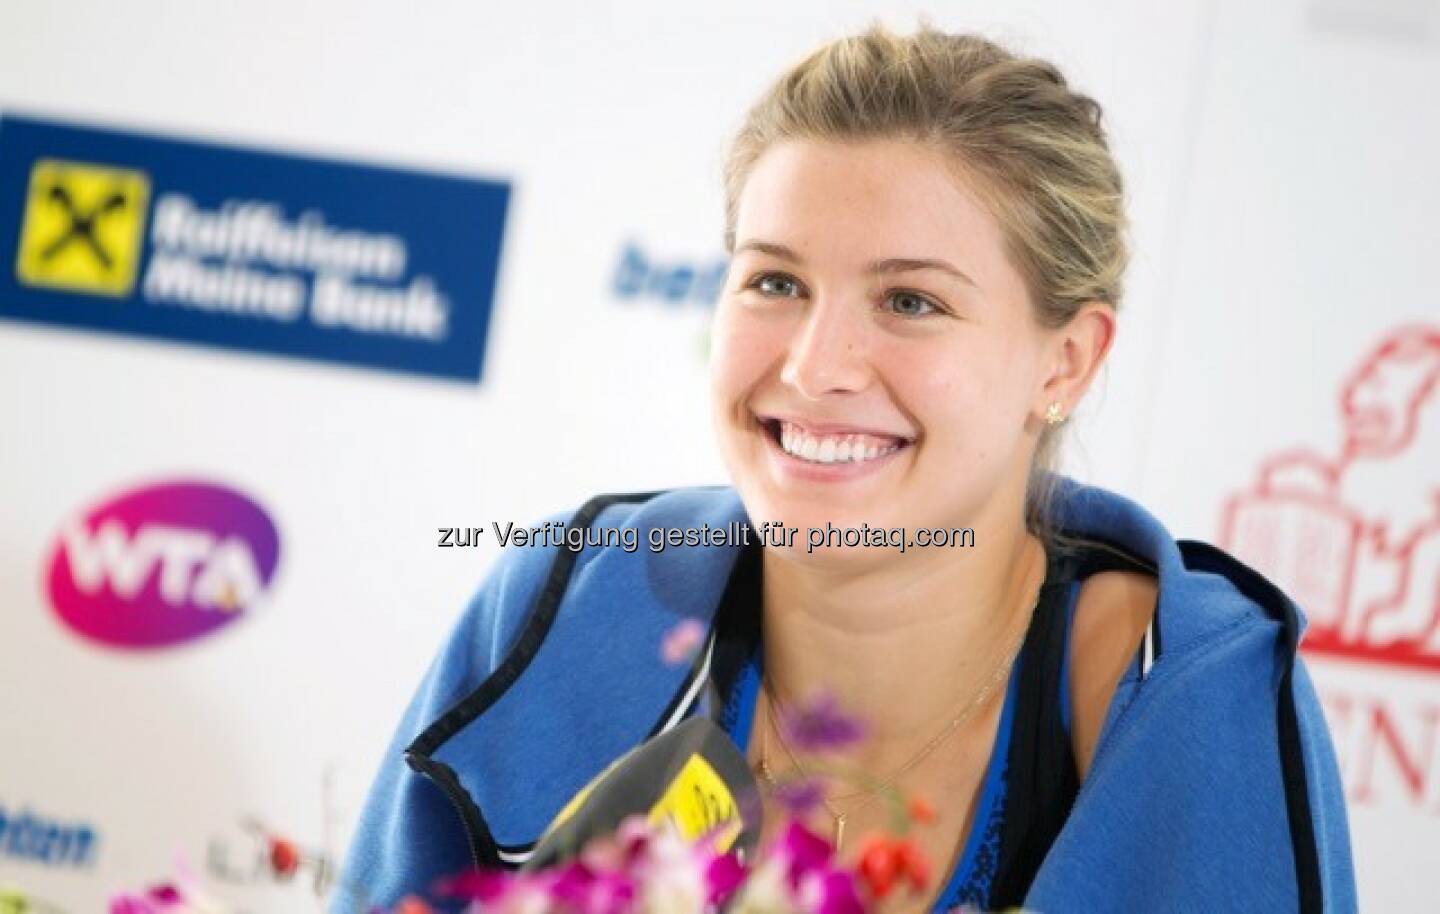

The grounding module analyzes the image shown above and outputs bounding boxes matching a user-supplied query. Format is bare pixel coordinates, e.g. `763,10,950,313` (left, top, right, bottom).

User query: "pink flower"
773,820,836,891
543,860,636,914
108,883,189,913
431,867,511,904
726,856,792,913
661,619,706,666
798,868,867,914
704,851,747,906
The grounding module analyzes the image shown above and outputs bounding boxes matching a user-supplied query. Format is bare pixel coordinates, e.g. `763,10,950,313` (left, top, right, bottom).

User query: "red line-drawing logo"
1220,324,1440,673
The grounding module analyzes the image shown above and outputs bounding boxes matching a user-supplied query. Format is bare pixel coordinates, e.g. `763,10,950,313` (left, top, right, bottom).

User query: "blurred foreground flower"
112,667,1038,912
109,881,226,914
776,690,865,753
660,619,707,666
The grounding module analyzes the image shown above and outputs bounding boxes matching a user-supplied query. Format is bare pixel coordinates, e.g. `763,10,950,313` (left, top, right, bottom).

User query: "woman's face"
709,139,1057,559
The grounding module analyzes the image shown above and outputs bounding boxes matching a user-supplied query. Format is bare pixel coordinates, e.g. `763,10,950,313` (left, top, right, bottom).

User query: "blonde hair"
722,22,1129,553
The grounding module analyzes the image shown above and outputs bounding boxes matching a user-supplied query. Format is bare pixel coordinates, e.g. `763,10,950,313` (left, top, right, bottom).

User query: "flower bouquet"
107,622,1021,914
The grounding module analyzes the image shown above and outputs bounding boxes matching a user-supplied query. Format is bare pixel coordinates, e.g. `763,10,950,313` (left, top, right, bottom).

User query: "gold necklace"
754,585,1040,853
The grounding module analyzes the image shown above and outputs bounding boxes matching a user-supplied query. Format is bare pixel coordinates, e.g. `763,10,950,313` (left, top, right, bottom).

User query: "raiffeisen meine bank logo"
1221,324,1440,673
15,158,150,297
45,480,280,649
0,114,509,382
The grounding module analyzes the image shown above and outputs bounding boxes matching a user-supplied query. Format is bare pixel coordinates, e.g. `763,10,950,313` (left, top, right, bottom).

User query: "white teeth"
772,420,904,465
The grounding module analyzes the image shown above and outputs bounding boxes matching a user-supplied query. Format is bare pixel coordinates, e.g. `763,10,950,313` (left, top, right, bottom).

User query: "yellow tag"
16,158,150,297
647,754,743,851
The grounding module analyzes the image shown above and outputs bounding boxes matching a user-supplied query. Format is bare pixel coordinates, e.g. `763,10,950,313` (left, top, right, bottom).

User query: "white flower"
726,856,802,914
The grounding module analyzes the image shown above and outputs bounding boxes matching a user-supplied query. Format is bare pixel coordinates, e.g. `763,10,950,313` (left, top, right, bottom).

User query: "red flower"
268,837,300,877
393,897,433,914
894,838,931,890
856,834,933,899
907,795,937,824
857,837,899,898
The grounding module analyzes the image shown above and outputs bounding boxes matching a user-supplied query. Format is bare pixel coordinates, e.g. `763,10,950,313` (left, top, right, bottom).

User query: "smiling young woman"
339,23,1357,914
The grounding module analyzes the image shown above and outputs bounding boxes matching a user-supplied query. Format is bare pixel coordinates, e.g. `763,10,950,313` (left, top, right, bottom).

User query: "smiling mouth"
756,416,915,466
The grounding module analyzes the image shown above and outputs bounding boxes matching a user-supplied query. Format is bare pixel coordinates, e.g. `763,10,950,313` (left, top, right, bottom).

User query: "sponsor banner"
0,113,510,381
1221,323,1440,818
46,479,281,649
613,240,727,309
0,804,99,869
1221,324,1440,672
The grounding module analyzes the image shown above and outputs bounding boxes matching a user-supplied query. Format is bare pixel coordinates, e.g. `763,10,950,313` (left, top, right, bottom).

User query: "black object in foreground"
522,716,763,872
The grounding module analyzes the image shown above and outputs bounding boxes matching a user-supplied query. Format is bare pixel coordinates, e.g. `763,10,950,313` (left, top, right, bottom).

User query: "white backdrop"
0,0,1435,911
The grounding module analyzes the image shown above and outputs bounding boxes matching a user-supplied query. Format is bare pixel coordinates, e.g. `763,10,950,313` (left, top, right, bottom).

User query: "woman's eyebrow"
732,240,976,288
872,257,976,288
733,239,802,262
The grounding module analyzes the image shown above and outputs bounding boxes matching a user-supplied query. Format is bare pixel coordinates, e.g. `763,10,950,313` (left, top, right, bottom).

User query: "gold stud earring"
1045,402,1065,426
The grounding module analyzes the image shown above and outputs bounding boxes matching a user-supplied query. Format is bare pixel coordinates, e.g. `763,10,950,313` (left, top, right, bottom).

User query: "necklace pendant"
833,813,846,852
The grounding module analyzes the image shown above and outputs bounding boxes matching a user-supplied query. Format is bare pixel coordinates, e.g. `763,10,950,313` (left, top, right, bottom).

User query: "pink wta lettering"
46,480,280,648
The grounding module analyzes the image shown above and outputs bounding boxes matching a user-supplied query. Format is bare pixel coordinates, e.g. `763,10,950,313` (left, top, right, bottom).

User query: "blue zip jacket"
334,474,1357,913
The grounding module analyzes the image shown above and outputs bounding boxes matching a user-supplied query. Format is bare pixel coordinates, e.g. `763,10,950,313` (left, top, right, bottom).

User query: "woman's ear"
1036,301,1116,418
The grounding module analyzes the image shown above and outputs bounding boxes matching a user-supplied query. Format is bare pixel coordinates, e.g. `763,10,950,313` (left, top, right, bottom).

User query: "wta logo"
1221,324,1440,673
45,480,280,649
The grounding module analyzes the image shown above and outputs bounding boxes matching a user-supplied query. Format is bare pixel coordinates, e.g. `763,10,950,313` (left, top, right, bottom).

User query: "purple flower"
772,776,827,819
779,690,866,752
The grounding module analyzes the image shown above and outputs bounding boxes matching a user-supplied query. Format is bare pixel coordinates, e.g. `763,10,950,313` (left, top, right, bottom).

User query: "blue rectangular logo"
0,113,510,382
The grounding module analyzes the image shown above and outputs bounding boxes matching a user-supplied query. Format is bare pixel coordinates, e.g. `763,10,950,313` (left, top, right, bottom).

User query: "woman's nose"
779,296,871,399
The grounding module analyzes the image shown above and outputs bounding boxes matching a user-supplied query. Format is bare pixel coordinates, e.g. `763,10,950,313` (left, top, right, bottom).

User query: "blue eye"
748,272,802,297
885,290,943,317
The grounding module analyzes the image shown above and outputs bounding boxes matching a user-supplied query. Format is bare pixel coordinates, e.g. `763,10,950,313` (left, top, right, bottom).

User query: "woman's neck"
758,515,1046,775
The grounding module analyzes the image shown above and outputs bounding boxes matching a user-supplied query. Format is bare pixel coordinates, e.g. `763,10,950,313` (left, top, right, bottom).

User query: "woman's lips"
754,415,911,481
758,413,914,442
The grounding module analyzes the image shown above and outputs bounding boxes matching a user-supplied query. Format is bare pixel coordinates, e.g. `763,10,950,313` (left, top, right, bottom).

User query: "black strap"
988,552,1081,906
989,538,1158,906
707,535,765,734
